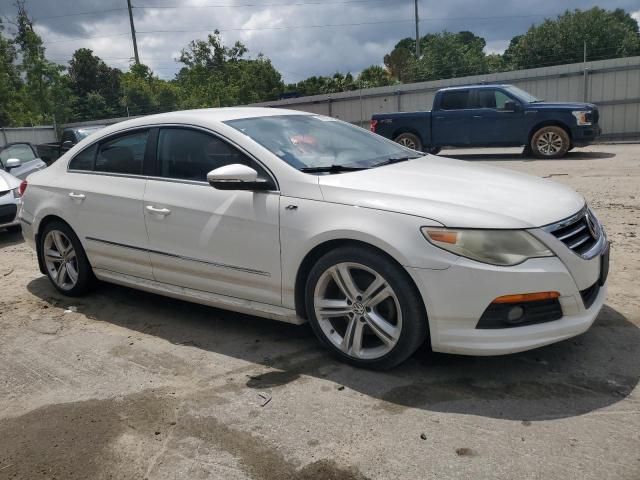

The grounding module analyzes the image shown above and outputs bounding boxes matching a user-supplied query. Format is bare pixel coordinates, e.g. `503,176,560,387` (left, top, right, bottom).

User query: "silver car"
0,169,22,232
0,143,47,180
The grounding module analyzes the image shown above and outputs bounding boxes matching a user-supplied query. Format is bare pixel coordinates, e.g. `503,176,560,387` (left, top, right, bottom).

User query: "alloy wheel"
313,262,402,360
536,131,564,156
397,137,417,149
43,230,79,291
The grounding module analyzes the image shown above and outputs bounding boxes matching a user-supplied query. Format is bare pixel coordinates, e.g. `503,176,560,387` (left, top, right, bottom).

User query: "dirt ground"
0,144,639,480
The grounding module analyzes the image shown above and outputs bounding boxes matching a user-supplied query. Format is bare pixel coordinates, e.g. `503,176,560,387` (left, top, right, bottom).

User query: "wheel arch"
528,120,572,146
35,215,76,275
392,127,424,146
293,238,428,328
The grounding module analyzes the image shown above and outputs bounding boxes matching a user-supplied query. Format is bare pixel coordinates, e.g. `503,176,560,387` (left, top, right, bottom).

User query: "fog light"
507,306,525,323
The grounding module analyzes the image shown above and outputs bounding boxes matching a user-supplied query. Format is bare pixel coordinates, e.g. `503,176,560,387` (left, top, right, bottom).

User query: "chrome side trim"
85,236,271,277
93,268,304,325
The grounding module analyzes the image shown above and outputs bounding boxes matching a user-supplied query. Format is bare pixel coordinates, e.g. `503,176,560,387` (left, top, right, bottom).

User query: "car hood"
527,101,597,110
317,156,584,229
0,169,20,192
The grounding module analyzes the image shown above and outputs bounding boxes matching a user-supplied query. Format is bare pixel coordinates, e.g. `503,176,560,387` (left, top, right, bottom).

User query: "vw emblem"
586,211,600,239
352,302,366,316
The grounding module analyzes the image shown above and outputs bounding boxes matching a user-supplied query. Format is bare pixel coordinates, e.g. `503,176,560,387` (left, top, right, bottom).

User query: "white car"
0,169,24,232
19,108,610,369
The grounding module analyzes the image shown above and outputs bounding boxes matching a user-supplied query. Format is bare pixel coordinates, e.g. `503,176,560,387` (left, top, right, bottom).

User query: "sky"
2,0,639,83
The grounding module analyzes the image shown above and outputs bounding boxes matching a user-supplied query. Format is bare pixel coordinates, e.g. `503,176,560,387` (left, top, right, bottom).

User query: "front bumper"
0,198,21,229
407,246,607,356
572,124,601,146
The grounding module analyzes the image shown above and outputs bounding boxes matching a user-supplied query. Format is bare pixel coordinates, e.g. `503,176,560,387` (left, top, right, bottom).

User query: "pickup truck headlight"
572,110,592,126
421,228,553,266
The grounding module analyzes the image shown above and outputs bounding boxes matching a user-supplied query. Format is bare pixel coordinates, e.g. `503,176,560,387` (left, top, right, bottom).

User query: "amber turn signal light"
492,291,560,304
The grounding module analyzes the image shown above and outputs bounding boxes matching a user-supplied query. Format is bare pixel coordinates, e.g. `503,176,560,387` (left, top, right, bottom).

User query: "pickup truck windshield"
504,86,541,103
225,115,418,173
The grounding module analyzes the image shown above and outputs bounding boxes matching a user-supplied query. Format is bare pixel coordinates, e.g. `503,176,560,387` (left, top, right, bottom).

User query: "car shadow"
442,151,617,162
27,276,640,421
0,228,24,247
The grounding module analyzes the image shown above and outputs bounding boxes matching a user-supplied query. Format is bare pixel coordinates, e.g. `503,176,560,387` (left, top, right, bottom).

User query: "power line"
32,8,127,21
134,0,388,8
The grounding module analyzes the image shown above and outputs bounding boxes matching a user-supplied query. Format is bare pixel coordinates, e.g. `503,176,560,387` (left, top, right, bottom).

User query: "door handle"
472,115,482,119
68,192,85,201
146,205,171,216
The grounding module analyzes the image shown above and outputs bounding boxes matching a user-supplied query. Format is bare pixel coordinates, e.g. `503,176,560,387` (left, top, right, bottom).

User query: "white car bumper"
408,252,607,356
0,194,21,229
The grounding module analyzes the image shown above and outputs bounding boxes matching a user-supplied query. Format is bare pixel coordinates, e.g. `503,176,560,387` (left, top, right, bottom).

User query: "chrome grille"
548,208,600,257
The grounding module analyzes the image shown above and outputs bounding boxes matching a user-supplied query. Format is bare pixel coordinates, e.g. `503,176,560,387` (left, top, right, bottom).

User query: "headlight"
421,228,553,266
572,110,592,126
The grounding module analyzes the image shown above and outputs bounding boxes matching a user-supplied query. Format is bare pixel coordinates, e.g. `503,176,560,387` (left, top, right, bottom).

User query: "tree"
504,8,640,69
176,30,283,107
0,20,22,126
357,65,395,88
12,0,68,124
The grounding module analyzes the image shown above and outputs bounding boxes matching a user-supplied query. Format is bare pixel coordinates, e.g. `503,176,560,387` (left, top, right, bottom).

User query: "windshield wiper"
370,156,420,168
300,165,367,173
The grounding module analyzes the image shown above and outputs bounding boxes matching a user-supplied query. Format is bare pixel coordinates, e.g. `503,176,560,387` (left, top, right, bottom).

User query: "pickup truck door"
431,90,472,146
468,89,524,145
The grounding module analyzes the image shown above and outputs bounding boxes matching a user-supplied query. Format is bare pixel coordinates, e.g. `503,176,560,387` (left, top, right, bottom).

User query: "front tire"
40,221,94,296
394,132,423,152
305,246,428,369
531,126,570,158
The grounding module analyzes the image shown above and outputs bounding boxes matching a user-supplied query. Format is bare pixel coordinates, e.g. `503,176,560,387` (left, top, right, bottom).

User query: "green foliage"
503,8,640,69
0,4,639,127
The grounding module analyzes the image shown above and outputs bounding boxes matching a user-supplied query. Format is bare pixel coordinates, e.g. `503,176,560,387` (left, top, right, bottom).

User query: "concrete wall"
251,56,640,140
0,126,57,146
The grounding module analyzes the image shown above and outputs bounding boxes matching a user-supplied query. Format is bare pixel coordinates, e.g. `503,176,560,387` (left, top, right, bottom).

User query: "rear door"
143,126,282,305
432,90,472,146
468,89,524,145
67,129,153,279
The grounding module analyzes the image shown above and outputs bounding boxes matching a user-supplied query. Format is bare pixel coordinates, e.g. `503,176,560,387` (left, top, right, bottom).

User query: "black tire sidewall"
40,221,94,296
305,246,428,369
531,126,570,158
395,132,423,152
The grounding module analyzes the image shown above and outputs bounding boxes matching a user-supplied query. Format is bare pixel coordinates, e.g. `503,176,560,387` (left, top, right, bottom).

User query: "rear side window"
440,91,469,110
95,130,148,175
157,128,259,182
68,144,97,171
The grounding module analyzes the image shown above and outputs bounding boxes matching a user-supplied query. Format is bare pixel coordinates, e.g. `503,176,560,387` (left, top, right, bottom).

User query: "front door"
469,89,524,145
143,127,282,306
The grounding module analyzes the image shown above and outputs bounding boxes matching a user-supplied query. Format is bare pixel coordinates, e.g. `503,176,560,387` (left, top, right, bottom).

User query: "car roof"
90,107,313,140
439,84,512,92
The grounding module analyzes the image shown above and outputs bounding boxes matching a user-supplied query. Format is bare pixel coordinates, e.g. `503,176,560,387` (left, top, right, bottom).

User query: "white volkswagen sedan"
20,108,609,369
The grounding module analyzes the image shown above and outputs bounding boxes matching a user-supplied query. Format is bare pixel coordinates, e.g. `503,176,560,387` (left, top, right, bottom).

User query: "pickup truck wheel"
531,126,570,158
394,133,422,152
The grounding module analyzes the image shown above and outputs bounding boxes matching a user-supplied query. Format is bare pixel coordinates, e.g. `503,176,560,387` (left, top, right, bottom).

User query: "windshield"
76,126,104,140
225,115,419,172
503,86,541,103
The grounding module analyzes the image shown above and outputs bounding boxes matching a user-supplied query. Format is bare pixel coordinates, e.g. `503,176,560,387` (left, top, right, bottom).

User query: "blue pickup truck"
370,84,600,158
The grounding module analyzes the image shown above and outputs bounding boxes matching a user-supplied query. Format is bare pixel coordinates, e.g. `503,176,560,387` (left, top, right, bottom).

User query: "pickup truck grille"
548,208,600,257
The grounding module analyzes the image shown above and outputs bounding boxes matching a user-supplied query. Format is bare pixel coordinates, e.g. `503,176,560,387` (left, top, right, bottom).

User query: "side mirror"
61,140,74,150
5,158,22,169
503,100,517,112
207,164,271,191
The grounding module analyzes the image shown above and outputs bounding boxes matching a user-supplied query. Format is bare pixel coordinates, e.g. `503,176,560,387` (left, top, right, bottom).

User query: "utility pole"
414,0,420,58
583,40,588,101
126,0,140,65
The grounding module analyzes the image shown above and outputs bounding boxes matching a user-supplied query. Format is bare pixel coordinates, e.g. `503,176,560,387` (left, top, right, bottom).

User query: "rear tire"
394,132,423,152
305,246,428,369
530,126,570,158
39,221,95,296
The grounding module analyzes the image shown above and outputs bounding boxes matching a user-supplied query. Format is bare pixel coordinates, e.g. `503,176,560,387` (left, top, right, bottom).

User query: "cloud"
1,0,638,83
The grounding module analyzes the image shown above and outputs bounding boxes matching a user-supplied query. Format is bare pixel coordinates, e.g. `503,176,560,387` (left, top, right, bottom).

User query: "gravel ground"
0,144,638,480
